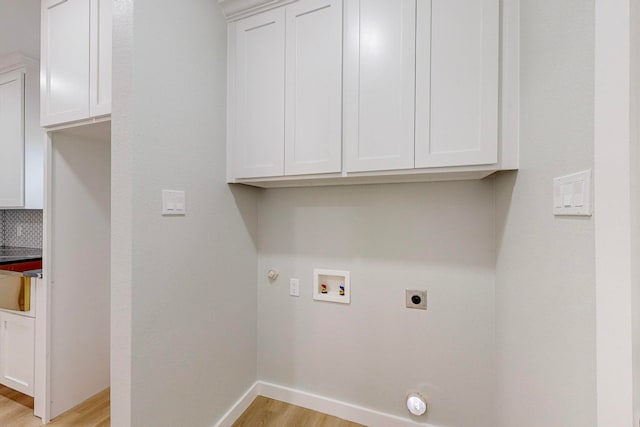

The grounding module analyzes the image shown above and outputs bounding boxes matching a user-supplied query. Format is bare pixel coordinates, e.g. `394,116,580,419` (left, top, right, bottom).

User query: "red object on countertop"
0,260,42,272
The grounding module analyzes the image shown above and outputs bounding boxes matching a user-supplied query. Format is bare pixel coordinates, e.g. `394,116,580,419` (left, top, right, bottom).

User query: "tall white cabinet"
40,0,112,127
232,8,286,178
284,0,342,176
0,71,25,207
0,54,43,209
415,0,499,168
344,0,416,172
229,0,343,179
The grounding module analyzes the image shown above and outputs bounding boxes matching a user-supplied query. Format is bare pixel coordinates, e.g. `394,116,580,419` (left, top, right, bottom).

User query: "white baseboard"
215,380,437,427
256,381,435,427
213,382,259,427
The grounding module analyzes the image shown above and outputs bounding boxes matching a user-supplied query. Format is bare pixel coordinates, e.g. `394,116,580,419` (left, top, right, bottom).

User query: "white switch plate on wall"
553,170,592,216
162,190,186,215
289,278,300,297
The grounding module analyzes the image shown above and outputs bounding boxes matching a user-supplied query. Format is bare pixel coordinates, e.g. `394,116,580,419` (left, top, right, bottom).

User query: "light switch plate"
289,278,300,297
162,190,186,215
553,170,592,216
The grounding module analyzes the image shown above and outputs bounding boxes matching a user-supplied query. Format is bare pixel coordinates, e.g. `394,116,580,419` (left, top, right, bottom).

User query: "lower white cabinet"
0,311,35,396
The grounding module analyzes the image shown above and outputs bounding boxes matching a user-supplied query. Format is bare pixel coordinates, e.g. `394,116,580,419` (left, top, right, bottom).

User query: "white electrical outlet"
406,290,427,310
16,225,22,237
289,278,300,297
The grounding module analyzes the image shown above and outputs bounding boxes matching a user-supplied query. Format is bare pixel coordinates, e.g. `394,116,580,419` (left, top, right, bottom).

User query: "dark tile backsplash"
0,210,43,249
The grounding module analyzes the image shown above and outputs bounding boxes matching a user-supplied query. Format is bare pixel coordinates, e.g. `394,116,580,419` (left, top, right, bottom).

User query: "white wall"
634,2,640,420
257,181,496,426
49,124,111,418
494,1,596,426
594,1,637,425
111,0,259,426
0,0,40,59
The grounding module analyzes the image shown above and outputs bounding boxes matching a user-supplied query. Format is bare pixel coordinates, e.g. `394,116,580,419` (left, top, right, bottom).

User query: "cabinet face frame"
89,0,112,118
0,71,26,208
414,0,500,168
232,8,286,179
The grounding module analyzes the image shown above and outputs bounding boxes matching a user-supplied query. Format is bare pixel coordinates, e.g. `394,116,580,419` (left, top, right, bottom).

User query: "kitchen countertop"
23,269,43,278
0,246,43,266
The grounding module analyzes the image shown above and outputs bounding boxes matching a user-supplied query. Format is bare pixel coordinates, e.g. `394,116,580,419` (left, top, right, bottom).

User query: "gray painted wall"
111,0,259,425
257,181,496,427
109,0,601,425
0,0,40,59
494,1,596,426
49,129,111,418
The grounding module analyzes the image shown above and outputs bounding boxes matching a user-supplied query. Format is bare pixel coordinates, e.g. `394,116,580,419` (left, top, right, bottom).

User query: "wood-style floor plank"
232,396,366,427
1,388,362,427
0,385,110,427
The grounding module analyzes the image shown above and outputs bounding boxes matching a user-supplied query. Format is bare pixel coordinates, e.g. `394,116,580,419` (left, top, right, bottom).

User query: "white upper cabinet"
222,0,518,186
0,55,44,209
0,71,25,207
233,8,286,178
415,0,499,168
344,0,416,173
231,0,343,179
41,0,112,128
285,0,342,176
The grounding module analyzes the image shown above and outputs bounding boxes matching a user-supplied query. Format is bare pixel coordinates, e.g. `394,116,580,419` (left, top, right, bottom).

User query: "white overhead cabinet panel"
0,71,25,207
285,0,342,176
231,0,343,179
344,0,416,173
41,0,112,127
233,9,286,178
415,0,499,168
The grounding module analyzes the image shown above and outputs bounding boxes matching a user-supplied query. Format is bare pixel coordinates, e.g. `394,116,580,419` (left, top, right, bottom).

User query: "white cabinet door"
89,0,112,117
0,312,35,397
415,0,499,168
284,0,342,176
0,71,25,208
344,0,416,172
233,9,286,178
41,0,91,127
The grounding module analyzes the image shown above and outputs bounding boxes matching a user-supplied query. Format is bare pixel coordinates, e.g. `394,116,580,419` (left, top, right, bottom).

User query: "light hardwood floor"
0,385,110,426
232,396,366,427
1,387,361,427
